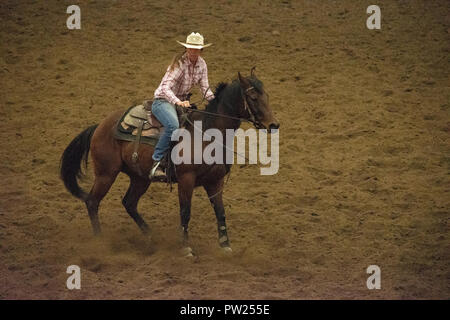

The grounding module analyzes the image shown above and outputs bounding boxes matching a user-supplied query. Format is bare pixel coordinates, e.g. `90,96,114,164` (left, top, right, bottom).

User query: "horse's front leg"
178,172,195,257
204,178,232,252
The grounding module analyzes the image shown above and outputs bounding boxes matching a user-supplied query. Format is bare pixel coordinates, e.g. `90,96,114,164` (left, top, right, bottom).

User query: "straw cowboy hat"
177,32,212,49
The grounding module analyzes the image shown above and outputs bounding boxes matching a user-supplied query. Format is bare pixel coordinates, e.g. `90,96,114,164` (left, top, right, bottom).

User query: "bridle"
185,83,264,128
240,86,264,129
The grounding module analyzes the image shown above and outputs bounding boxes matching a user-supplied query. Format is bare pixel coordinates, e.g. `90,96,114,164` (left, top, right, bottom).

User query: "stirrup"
150,161,166,179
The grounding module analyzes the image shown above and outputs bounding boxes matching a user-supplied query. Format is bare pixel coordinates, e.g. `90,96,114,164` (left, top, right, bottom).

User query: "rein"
184,107,250,123
187,86,261,127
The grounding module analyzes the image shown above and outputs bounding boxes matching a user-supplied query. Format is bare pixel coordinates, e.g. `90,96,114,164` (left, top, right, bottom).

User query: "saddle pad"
114,106,161,146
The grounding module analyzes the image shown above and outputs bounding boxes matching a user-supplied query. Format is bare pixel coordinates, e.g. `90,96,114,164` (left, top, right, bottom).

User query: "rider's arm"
199,63,215,102
159,65,183,106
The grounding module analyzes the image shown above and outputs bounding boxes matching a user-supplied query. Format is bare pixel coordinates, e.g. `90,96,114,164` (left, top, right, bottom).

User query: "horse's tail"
60,124,98,201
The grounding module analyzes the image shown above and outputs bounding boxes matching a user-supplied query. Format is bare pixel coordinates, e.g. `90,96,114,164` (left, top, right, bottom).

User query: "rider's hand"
176,100,190,108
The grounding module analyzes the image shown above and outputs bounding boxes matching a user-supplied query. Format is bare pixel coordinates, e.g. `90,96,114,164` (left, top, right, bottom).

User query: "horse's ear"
238,71,250,88
250,66,256,77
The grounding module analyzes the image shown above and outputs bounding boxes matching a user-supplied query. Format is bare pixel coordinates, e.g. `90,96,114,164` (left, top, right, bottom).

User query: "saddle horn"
250,66,256,77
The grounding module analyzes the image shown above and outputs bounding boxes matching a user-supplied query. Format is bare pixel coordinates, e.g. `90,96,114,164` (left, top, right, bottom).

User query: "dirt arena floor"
1,0,449,299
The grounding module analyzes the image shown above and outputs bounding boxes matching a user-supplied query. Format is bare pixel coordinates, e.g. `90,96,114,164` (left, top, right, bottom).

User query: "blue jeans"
151,98,179,161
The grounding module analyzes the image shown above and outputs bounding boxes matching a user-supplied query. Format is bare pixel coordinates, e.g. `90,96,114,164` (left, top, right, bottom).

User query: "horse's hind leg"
85,173,118,235
122,174,151,234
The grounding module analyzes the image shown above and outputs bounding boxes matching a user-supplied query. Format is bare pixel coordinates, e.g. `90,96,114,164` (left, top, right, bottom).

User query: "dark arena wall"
0,0,448,299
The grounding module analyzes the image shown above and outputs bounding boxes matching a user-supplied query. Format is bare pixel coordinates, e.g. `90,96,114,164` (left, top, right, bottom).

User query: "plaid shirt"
154,54,215,105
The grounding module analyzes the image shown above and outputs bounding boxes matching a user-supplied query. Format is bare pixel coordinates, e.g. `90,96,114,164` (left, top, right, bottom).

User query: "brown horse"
60,70,279,255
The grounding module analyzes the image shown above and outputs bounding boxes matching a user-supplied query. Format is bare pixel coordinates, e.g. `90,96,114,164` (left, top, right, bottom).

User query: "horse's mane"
202,76,264,128
204,82,231,113
205,77,263,111
214,82,228,97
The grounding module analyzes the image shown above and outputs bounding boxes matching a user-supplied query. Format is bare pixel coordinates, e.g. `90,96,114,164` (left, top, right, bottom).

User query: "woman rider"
150,32,215,179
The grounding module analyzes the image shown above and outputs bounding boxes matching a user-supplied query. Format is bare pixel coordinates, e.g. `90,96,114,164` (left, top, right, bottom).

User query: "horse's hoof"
181,247,194,257
221,246,233,254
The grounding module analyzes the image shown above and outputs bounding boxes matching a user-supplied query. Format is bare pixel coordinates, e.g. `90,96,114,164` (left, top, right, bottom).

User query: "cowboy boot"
150,160,167,180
